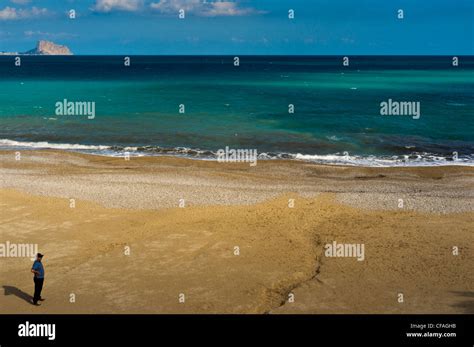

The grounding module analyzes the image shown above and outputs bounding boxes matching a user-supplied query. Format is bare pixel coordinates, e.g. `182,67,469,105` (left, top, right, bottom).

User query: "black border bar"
0,314,472,346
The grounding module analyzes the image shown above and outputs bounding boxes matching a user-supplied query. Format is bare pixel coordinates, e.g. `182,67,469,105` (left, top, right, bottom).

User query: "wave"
290,153,474,167
1,138,473,167
0,139,111,151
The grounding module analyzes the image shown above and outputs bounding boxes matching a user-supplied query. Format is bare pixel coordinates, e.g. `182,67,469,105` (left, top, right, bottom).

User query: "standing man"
31,253,45,306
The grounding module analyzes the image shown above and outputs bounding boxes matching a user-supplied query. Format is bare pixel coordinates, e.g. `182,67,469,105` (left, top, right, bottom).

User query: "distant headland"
0,40,73,56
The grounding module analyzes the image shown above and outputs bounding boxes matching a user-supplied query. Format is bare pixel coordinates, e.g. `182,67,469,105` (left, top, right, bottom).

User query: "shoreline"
1,149,473,314
2,148,474,168
2,140,473,168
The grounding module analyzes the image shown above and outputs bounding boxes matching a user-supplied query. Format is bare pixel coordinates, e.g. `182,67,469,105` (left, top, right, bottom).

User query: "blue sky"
0,0,473,54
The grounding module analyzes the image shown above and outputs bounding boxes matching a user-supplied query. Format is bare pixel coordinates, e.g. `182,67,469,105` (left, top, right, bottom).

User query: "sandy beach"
0,150,473,313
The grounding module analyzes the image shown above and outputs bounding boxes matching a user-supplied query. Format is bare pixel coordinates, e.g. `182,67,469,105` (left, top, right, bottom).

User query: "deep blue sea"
0,56,473,166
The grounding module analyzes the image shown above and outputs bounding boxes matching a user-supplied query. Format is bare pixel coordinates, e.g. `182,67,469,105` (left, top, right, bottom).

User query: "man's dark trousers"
33,277,44,304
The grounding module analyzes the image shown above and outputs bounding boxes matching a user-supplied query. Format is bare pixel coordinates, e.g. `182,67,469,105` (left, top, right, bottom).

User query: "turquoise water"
0,56,473,166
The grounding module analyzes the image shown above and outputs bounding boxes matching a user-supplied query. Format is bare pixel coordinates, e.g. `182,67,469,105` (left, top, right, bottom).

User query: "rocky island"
0,40,73,55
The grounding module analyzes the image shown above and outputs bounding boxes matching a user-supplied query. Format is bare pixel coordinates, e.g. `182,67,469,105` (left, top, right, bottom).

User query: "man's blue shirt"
32,261,44,279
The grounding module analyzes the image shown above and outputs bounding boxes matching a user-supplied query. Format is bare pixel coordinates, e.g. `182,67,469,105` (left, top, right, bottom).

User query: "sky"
0,0,473,55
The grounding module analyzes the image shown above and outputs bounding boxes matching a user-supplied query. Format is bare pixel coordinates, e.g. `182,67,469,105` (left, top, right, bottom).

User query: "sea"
0,55,473,166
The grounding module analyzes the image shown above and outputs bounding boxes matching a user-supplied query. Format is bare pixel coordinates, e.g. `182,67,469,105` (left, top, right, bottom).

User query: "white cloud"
150,0,198,12
11,0,32,4
205,1,254,16
28,7,48,16
0,7,17,19
24,30,78,39
0,6,49,20
150,0,261,17
93,0,143,12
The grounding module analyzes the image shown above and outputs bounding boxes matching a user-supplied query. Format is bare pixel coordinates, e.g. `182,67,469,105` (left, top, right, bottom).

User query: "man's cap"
37,253,44,258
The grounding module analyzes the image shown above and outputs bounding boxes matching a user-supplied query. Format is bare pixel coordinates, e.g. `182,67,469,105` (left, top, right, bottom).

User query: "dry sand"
0,150,473,313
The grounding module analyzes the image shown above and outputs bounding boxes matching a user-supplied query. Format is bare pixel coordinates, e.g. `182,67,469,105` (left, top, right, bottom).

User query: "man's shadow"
3,286,32,304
